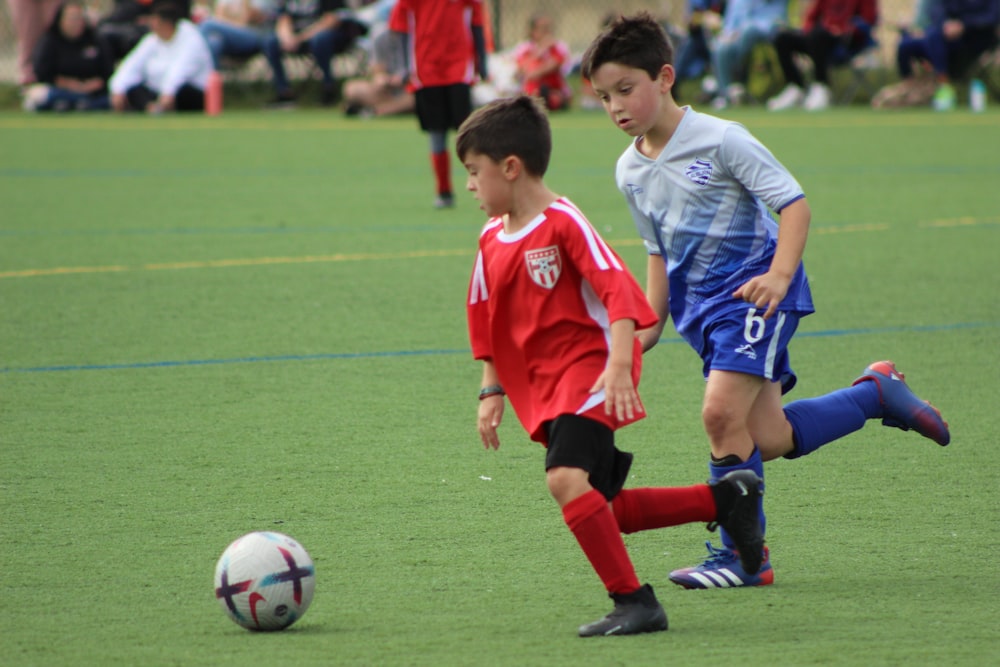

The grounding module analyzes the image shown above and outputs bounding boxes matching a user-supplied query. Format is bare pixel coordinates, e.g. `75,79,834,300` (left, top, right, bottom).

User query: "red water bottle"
205,70,223,116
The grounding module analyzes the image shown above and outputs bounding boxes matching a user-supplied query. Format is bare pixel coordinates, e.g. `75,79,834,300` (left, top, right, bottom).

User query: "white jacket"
110,20,213,95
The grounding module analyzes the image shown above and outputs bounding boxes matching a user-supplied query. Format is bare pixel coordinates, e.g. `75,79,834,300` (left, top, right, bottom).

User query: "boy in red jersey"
389,0,488,209
459,95,766,637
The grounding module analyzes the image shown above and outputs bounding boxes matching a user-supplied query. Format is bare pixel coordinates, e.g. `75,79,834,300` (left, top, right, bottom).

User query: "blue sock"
710,447,764,551
783,381,882,459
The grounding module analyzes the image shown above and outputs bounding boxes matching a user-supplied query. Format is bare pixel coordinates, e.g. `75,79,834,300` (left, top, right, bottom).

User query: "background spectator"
198,0,277,68
5,0,63,84
96,0,191,60
342,24,413,117
512,12,572,111
23,0,115,111
262,0,367,108
875,0,999,110
767,0,879,111
109,1,213,113
673,0,725,98
709,0,788,108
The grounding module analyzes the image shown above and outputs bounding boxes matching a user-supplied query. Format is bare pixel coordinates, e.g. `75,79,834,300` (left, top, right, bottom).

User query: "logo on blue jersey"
684,158,713,186
735,344,757,360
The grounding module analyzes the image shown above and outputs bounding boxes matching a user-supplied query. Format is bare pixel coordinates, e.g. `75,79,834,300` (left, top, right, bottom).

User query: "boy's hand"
591,363,643,422
733,270,791,319
477,396,504,450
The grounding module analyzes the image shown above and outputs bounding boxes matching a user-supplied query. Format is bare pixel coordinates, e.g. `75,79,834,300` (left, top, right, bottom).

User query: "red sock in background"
431,150,451,196
562,489,640,595
612,485,715,534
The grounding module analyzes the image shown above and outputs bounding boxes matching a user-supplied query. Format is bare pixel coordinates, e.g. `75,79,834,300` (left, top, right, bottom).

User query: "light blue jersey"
616,107,814,353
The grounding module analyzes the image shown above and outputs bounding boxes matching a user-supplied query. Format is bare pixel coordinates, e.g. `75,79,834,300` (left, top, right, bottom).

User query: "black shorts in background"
544,414,634,502
414,84,472,132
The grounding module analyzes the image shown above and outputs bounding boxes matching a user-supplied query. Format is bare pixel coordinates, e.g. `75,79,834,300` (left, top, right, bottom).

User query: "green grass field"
1,108,998,666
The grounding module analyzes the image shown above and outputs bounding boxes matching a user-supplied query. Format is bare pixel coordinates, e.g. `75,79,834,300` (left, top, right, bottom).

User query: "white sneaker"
711,95,728,110
725,83,746,106
767,84,804,111
803,83,832,111
21,84,50,111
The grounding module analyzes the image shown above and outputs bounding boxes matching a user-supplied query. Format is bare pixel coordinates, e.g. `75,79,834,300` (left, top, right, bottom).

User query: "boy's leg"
612,471,765,574
429,130,452,207
545,416,666,637
771,360,949,459
262,34,293,99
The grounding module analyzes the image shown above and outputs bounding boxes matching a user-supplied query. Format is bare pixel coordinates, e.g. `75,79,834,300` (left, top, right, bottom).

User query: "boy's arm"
477,360,504,450
637,254,669,352
590,318,644,422
732,197,810,319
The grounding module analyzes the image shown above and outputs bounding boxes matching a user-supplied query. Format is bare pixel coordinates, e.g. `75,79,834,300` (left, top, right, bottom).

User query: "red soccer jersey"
388,0,484,90
513,39,572,101
467,198,659,444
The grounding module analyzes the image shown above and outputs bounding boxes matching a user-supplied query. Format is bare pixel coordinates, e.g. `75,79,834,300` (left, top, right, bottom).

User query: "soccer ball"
213,531,316,631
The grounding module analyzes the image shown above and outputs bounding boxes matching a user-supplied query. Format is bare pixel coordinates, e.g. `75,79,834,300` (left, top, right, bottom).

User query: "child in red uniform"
459,95,766,637
389,0,488,209
512,13,572,111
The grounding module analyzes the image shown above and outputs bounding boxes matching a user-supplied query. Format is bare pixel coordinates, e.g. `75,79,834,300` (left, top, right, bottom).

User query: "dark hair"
48,0,91,38
456,95,551,178
150,1,183,23
580,12,674,82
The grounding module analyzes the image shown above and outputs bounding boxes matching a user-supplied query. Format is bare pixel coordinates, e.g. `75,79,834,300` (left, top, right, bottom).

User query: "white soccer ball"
213,531,316,631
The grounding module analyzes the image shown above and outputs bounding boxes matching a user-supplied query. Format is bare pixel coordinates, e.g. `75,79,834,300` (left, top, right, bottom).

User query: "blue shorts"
696,304,801,394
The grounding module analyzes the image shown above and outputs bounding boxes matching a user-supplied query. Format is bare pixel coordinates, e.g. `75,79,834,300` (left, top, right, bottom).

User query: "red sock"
431,150,451,196
562,489,640,595
612,485,715,534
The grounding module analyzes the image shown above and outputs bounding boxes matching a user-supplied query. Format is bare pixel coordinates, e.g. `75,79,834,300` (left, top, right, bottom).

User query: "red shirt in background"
389,0,484,90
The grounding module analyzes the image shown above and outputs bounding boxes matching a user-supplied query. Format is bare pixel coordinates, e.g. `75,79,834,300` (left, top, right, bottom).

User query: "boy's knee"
702,401,739,440
546,466,591,506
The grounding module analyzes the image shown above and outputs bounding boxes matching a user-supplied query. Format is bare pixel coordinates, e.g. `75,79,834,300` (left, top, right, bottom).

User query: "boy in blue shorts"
580,13,951,589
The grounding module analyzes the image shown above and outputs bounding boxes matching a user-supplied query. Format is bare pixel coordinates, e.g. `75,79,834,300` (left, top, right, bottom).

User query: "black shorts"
414,84,472,132
544,414,634,502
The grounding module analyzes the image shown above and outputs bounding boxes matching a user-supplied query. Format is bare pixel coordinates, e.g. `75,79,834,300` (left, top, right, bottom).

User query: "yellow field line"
0,247,473,279
0,217,987,279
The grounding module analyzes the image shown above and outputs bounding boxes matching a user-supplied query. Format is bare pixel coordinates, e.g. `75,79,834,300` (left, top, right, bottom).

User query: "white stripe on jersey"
764,311,786,380
550,200,623,271
575,280,611,416
469,250,487,305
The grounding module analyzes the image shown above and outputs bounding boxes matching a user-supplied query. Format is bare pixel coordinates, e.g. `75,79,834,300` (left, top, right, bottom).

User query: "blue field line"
2,321,996,375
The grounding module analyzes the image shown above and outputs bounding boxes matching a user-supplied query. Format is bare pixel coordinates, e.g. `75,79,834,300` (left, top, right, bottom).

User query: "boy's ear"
502,155,521,180
658,64,676,93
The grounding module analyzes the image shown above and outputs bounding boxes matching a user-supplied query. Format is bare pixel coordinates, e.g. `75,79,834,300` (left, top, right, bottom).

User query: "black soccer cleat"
577,584,668,637
708,470,765,575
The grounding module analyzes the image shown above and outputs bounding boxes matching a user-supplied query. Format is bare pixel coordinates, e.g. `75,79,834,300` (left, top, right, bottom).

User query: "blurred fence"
1,0,915,84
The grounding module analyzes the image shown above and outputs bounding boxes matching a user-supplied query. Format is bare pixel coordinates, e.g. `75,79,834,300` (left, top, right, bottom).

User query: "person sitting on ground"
511,12,573,111
342,25,413,117
198,0,277,69
109,0,214,113
766,0,878,111
709,0,788,109
261,0,367,107
24,0,115,111
873,0,999,111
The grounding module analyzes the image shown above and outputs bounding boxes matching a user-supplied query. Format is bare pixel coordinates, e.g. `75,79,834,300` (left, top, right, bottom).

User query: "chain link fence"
1,0,915,84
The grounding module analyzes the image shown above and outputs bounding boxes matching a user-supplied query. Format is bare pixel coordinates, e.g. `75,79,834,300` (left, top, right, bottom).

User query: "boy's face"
588,62,671,138
463,151,512,219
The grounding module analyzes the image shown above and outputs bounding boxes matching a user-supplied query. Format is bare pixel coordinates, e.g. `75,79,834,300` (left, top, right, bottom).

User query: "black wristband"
478,384,504,400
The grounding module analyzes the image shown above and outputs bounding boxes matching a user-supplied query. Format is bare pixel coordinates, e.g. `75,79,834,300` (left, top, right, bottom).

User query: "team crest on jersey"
685,158,713,186
524,246,562,289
